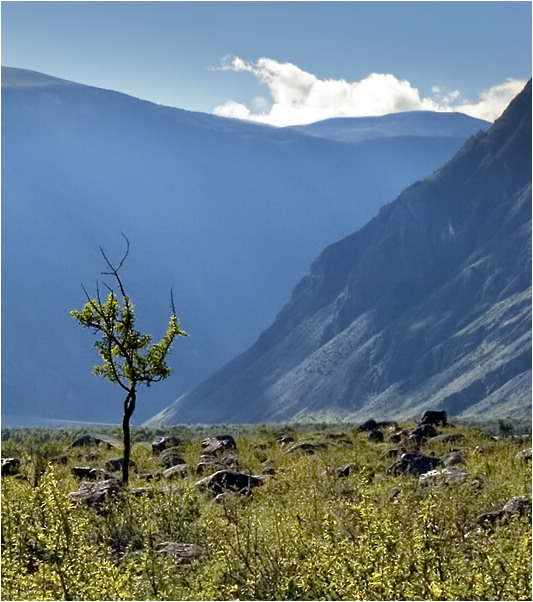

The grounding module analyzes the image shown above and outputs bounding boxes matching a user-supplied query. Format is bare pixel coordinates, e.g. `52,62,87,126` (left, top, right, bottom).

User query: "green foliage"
1,423,531,600
71,292,186,388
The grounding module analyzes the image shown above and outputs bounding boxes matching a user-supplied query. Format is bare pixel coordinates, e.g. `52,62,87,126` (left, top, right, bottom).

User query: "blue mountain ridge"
1,66,490,425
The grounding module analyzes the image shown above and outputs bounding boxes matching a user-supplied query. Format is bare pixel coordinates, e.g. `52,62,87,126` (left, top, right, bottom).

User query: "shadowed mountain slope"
1,67,490,425
148,81,531,425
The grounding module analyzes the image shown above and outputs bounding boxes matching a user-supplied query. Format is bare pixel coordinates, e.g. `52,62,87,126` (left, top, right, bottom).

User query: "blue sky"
1,1,531,124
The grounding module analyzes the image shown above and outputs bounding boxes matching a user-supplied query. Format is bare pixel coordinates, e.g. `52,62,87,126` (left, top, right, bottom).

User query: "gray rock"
442,451,464,467
70,478,123,508
477,495,532,527
357,419,378,432
159,447,186,469
72,466,113,480
152,436,183,455
502,495,532,517
387,453,442,476
163,464,191,479
195,470,263,495
389,429,409,443
368,429,384,442
201,435,236,455
196,450,241,475
420,410,447,426
410,424,438,439
419,467,468,487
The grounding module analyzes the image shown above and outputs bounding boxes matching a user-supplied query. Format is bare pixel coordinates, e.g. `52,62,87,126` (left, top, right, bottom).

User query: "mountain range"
147,81,532,426
1,67,492,425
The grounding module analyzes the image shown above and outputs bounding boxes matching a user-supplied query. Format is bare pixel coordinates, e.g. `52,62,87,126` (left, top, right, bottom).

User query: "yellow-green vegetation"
1,423,531,601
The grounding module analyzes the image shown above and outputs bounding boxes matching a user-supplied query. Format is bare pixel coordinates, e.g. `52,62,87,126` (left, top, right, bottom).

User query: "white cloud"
455,78,527,122
213,56,527,126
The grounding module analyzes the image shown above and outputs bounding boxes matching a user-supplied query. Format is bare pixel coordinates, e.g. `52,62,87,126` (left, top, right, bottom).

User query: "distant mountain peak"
286,110,490,143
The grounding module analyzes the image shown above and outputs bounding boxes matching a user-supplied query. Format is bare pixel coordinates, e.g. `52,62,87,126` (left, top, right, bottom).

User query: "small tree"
70,236,187,483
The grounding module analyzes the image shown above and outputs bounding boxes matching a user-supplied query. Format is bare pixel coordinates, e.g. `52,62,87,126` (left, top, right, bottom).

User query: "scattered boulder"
70,478,123,508
196,451,241,475
357,419,378,432
163,464,191,479
72,466,113,480
195,470,263,495
387,453,442,476
368,429,384,443
442,451,464,467
201,435,236,455
419,467,468,487
477,495,532,527
1,457,20,476
410,424,438,439
152,436,183,455
420,410,447,426
502,495,532,517
515,449,532,462
389,429,409,444
159,448,187,469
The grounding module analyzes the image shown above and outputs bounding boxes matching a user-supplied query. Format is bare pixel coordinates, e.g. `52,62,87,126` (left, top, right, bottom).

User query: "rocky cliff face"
149,81,531,425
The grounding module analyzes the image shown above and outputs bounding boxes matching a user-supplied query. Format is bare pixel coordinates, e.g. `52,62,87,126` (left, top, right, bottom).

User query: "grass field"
1,421,531,601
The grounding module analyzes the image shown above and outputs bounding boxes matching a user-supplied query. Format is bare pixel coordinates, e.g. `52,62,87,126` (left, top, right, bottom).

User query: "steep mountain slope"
149,81,531,425
1,67,490,425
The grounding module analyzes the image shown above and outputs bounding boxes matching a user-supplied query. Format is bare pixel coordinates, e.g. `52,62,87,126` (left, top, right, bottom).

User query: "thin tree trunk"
122,388,136,484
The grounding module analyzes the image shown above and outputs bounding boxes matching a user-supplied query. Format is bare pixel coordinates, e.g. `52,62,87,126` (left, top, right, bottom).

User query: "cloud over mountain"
213,57,526,126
